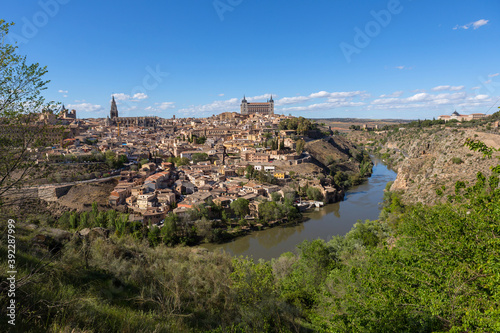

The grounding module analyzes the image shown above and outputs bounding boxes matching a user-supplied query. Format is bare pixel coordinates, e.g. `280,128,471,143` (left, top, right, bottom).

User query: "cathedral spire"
110,95,119,119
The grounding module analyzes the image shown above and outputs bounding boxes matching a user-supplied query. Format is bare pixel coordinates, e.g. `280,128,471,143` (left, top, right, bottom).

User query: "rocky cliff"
384,128,500,204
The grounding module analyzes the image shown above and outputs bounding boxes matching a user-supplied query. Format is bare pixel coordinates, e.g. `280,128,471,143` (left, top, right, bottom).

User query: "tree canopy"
0,20,55,205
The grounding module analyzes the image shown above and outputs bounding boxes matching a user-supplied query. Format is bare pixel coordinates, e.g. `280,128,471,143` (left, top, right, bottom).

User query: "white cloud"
431,85,465,92
157,102,175,110
133,93,148,100
406,93,431,102
67,103,104,113
58,89,68,94
178,91,368,115
276,90,365,106
369,88,493,112
473,19,489,29
176,87,496,118
372,97,400,105
309,91,331,99
218,93,225,97
277,96,311,105
112,92,148,102
247,94,273,102
280,101,365,112
453,19,489,30
143,102,176,113
488,73,499,78
431,86,449,91
394,66,413,70
473,94,489,100
471,86,481,90
177,98,240,116
380,91,403,98
112,93,130,101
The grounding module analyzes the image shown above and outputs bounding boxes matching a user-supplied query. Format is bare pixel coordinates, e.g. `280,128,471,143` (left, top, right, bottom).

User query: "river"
202,159,397,261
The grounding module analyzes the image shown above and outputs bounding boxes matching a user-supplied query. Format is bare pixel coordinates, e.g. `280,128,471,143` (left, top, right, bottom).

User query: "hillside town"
25,97,366,233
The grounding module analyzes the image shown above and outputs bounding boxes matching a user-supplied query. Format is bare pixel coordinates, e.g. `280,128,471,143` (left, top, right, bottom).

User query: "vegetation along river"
203,158,397,261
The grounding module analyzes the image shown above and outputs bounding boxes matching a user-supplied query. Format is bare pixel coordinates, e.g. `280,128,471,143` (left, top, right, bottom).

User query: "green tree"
306,187,323,201
230,258,282,331
296,139,305,154
161,213,179,246
271,192,282,202
191,152,209,164
148,225,161,247
196,216,213,242
283,190,296,206
258,201,282,222
0,20,55,206
230,198,250,219
334,171,350,188
176,157,190,166
278,239,335,309
69,212,78,230
245,164,254,179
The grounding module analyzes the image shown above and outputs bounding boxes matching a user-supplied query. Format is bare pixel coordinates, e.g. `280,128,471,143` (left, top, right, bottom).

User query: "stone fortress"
240,95,274,115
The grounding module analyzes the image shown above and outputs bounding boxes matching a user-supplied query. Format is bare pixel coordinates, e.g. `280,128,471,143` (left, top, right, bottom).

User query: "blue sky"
3,0,500,119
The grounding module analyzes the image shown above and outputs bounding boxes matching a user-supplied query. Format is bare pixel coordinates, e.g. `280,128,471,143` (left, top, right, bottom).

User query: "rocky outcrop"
388,128,500,204
305,136,361,173
77,227,110,241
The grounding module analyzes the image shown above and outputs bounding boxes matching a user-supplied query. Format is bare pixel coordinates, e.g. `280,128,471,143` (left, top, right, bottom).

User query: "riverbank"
202,158,396,260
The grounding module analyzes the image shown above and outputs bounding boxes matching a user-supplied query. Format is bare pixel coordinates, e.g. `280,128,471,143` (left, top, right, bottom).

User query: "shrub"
451,157,463,164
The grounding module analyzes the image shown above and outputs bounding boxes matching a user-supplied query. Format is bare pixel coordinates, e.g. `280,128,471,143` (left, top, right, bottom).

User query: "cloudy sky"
4,0,500,119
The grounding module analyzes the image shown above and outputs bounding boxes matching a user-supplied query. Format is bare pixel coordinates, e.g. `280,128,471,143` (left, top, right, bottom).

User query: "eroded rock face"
387,128,499,204
305,136,362,173
390,166,408,192
77,227,110,241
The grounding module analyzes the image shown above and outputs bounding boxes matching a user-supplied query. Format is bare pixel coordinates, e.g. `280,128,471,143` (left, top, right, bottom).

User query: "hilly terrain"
304,135,365,173
347,120,500,205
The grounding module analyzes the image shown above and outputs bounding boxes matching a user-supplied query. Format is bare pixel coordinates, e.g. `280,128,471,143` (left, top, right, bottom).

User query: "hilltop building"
240,95,274,115
438,111,487,122
60,105,77,120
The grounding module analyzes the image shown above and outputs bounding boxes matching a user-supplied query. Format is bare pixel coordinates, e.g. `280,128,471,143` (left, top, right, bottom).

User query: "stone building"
240,95,274,115
438,111,487,122
106,95,161,127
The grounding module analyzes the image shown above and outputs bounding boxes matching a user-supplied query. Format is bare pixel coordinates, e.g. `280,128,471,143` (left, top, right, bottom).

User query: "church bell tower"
110,96,119,119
